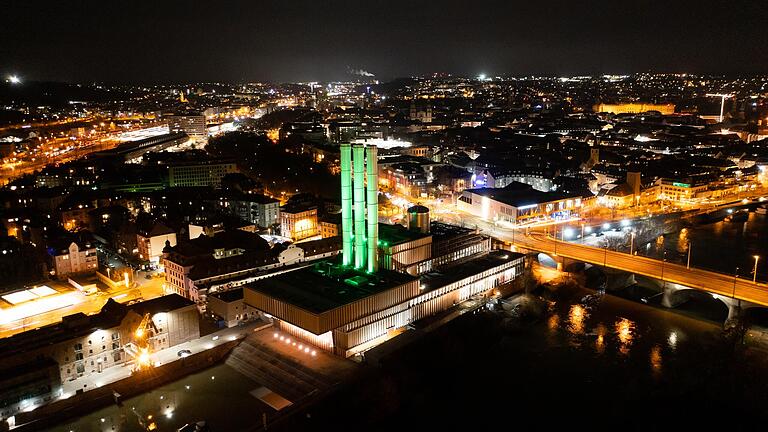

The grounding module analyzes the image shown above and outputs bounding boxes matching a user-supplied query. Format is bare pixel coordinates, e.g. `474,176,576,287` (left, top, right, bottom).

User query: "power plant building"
243,144,525,357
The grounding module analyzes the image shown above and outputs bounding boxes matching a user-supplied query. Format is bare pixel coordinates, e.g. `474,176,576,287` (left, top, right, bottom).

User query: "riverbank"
12,340,240,431
271,276,768,430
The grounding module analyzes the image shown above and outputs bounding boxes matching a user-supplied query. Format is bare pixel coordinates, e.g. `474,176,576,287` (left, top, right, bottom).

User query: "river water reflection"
640,211,768,281
45,363,267,432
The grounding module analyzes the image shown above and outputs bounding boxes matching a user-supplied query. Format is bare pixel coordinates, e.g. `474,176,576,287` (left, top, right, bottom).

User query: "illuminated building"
242,144,525,357
49,234,98,279
166,113,207,141
593,102,676,115
458,181,583,224
410,100,433,123
319,213,342,238
474,168,556,192
222,193,281,229
136,222,177,265
0,295,198,418
657,179,709,202
280,203,319,241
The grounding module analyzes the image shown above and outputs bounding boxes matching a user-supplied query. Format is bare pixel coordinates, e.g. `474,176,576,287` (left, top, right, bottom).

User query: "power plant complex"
242,144,525,357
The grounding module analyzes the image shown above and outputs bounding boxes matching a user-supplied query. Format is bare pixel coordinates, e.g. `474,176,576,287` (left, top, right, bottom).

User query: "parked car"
177,349,192,358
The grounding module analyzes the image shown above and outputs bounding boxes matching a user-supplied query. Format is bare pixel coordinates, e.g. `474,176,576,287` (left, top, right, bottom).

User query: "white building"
137,222,177,265
51,237,98,279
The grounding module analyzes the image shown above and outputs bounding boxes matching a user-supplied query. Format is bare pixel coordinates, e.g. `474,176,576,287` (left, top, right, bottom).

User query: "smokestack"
353,144,366,269
366,145,379,272
340,143,353,266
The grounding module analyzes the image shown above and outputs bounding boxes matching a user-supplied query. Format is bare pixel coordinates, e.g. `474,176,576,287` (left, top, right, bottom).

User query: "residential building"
49,233,98,279
137,222,177,265
280,203,319,241
0,295,198,418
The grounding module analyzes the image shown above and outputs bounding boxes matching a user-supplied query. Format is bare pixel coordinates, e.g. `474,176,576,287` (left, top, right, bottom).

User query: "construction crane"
130,313,157,371
706,93,734,123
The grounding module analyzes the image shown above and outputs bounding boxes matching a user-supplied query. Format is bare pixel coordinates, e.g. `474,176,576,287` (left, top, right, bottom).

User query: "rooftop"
210,287,244,303
419,250,524,292
466,181,582,208
0,294,193,357
378,222,431,246
244,260,417,314
429,221,476,240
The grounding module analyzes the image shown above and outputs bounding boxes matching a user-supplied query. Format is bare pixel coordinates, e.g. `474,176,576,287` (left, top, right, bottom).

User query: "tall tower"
366,145,379,272
353,144,367,269
340,144,353,266
340,143,379,271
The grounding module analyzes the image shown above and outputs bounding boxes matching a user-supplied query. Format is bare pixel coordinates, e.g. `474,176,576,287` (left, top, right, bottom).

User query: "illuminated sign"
672,182,691,188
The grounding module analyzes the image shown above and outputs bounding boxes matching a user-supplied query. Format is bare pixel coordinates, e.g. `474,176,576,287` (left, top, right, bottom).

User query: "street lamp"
686,242,692,269
660,250,667,290
733,267,739,299
629,231,635,255
753,255,760,284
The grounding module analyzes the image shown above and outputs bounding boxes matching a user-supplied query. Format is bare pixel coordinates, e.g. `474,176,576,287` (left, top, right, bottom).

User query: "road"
507,230,768,307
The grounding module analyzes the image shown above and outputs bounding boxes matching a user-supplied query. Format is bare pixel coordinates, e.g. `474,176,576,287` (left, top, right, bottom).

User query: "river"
640,210,768,282
43,363,269,432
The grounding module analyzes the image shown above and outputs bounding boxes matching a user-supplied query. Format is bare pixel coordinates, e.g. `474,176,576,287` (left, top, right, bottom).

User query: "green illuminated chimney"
366,145,379,272
353,144,366,268
340,143,353,265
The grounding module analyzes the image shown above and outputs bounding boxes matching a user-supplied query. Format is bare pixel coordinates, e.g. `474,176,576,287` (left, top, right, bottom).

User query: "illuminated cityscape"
2,1,768,431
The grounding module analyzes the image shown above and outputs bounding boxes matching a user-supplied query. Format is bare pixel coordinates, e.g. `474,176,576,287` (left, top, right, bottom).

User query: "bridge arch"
536,252,558,269
739,304,768,327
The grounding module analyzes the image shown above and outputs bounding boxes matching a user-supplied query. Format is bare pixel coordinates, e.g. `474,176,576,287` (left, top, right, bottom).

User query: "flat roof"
378,223,431,246
466,182,582,208
211,287,244,303
419,250,524,292
244,260,417,314
429,221,475,240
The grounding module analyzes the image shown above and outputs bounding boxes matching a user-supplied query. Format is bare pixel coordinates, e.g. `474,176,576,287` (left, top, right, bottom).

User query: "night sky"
2,0,767,83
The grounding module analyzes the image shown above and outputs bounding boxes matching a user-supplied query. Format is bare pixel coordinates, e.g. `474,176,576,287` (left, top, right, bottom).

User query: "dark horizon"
3,0,767,84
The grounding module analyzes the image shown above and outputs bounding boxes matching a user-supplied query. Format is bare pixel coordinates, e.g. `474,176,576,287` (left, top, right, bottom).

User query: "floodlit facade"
280,204,319,241
0,295,198,418
458,182,583,224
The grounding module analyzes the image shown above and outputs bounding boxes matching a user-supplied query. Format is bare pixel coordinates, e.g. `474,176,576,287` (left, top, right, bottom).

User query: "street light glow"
7,75,21,84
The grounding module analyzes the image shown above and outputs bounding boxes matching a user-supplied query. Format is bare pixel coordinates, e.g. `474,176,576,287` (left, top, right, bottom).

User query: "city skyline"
4,3,768,430
3,0,768,83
